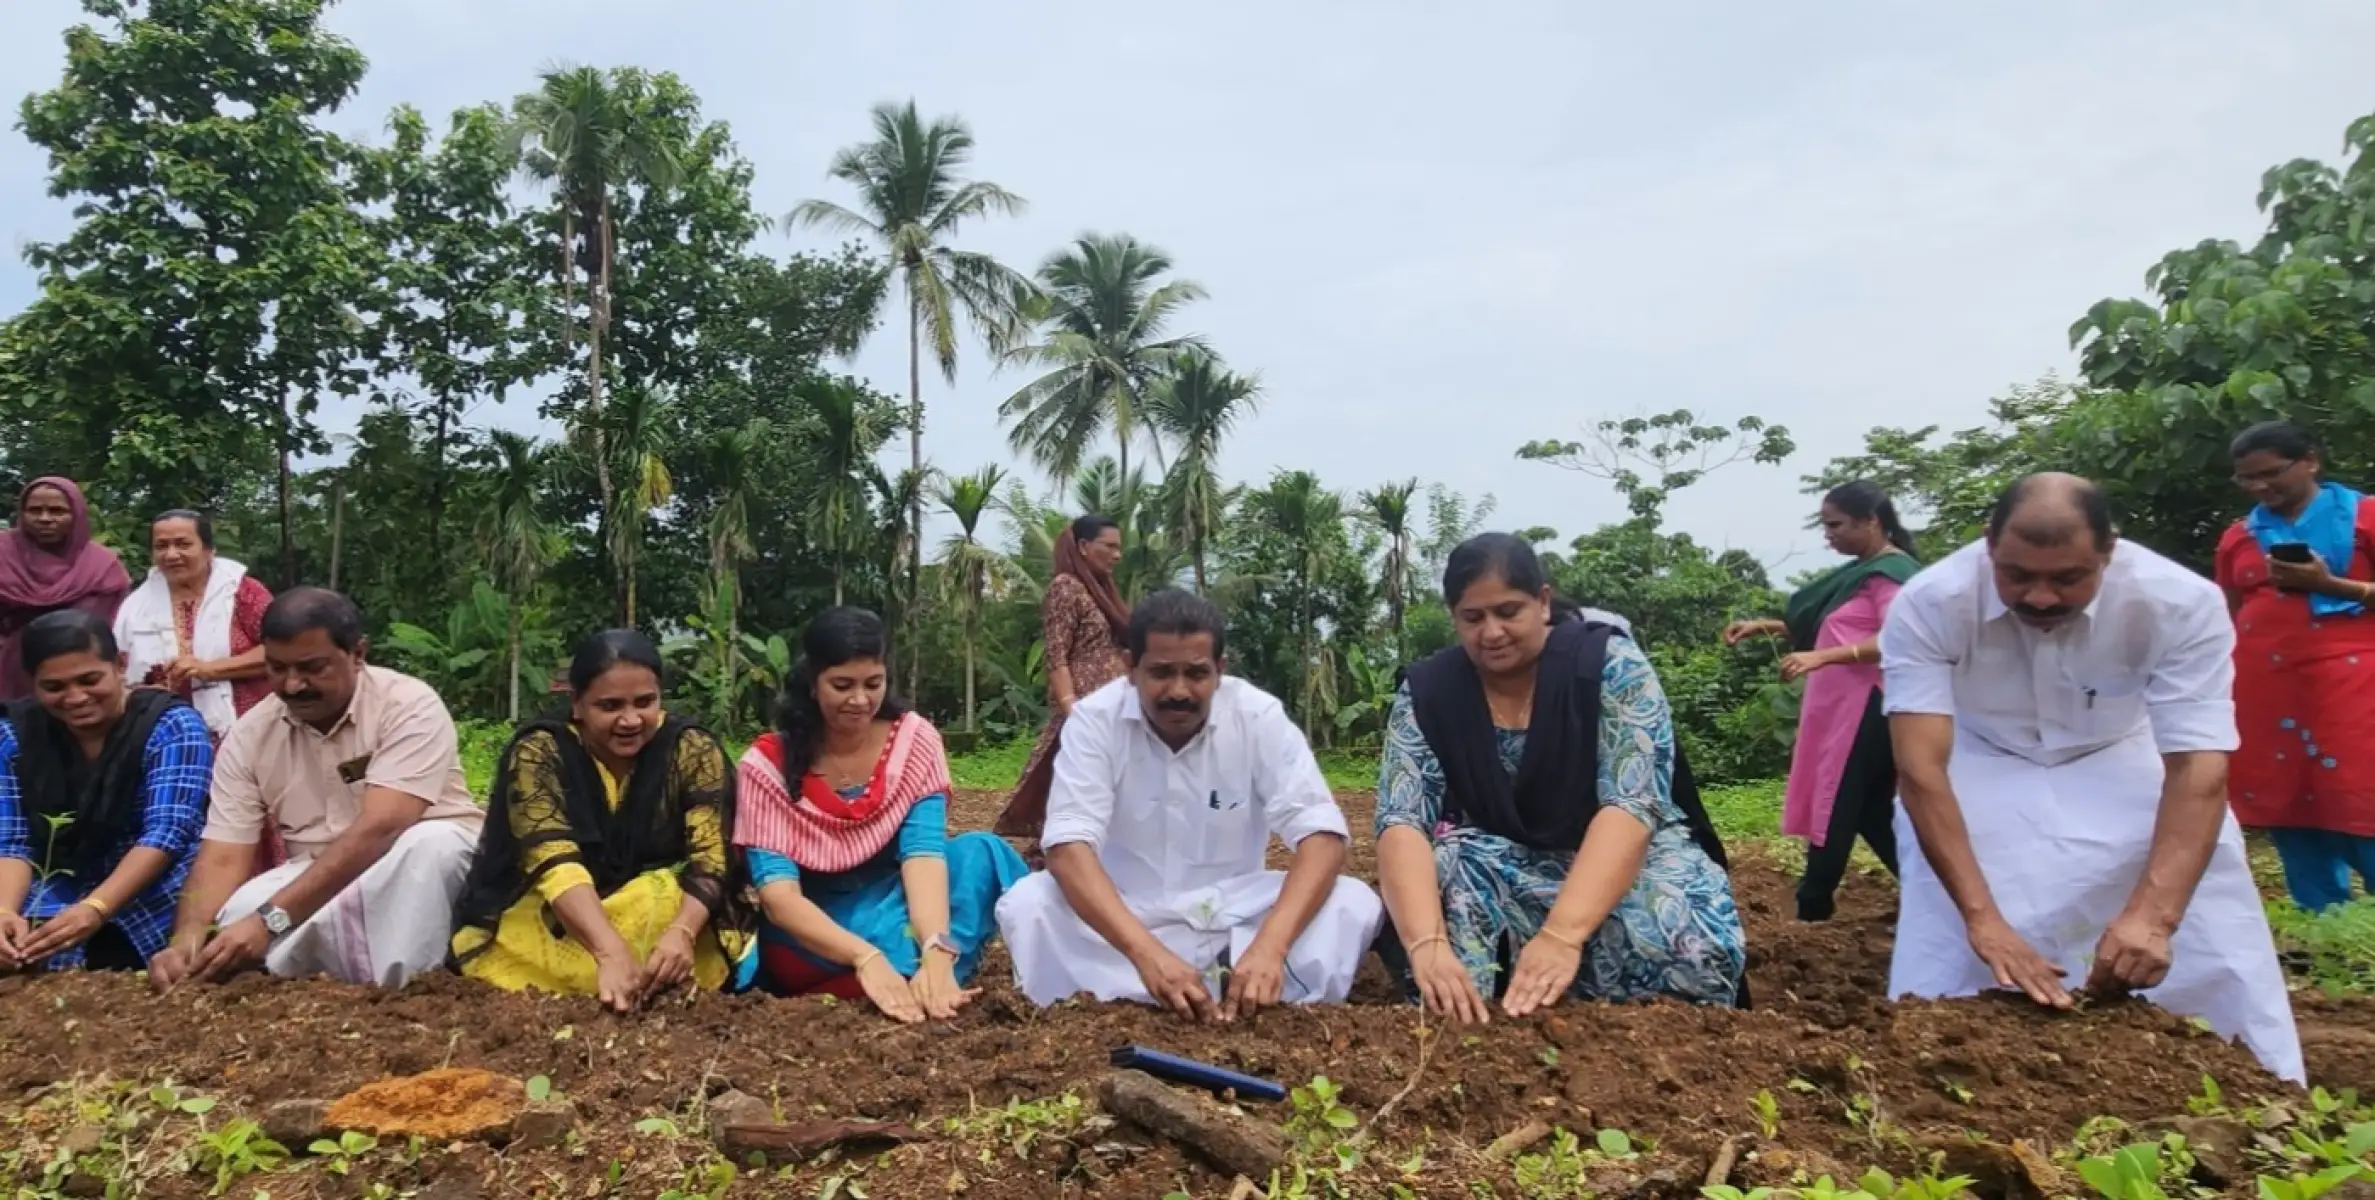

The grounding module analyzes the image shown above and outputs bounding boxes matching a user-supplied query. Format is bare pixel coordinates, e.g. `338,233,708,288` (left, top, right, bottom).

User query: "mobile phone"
2271,543,2314,564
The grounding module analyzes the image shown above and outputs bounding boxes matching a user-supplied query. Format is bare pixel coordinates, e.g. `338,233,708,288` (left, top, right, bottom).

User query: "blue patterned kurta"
0,704,213,969
1376,635,1746,1005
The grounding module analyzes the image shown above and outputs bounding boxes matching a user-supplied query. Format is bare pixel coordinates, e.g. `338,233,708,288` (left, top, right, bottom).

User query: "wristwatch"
923,932,961,959
255,905,294,939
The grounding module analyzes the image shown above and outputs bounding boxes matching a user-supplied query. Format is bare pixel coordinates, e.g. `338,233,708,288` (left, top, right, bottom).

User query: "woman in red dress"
2216,421,2375,910
992,515,1129,856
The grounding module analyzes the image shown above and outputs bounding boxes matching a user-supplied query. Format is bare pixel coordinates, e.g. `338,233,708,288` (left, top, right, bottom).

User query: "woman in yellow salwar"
449,631,748,1010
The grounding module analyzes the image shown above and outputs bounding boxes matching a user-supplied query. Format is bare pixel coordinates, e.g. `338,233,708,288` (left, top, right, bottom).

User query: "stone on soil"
260,1099,331,1148
324,1068,525,1142
1095,1069,1290,1182
2166,1115,2253,1187
509,1099,577,1150
707,1088,775,1147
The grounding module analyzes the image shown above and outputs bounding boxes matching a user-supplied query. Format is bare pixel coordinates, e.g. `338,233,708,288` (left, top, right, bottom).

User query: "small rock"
58,1124,105,1156
1915,1134,2061,1200
2169,1116,2252,1187
1096,1070,1290,1182
707,1088,775,1146
508,1100,576,1151
260,1099,331,1149
325,1068,525,1143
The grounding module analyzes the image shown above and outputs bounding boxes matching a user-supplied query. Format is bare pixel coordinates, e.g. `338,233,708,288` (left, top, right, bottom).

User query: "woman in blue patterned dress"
1375,533,1746,1021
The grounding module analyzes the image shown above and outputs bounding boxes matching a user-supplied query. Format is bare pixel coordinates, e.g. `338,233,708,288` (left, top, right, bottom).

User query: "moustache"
285,690,324,705
2012,605,2072,622
1156,698,1199,713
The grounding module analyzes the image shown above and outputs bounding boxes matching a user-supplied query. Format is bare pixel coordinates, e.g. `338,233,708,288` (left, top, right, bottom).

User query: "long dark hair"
1442,533,1582,623
1823,480,1918,557
774,607,908,783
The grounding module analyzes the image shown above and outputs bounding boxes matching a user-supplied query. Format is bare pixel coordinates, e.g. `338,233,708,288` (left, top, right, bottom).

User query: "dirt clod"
260,1098,331,1149
508,1099,576,1150
325,1068,524,1142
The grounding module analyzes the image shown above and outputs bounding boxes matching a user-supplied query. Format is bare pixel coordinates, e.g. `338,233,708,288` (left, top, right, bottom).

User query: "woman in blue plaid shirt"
0,609,211,971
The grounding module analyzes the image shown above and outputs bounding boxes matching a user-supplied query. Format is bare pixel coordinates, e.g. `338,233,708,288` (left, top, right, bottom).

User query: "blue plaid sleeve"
0,718,27,863
133,706,213,857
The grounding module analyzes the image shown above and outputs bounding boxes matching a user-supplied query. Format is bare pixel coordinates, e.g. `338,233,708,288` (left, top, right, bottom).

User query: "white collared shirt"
1041,676,1351,903
1879,538,2237,766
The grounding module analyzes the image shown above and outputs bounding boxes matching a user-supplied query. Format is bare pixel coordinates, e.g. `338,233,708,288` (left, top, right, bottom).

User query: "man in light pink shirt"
150,588,481,990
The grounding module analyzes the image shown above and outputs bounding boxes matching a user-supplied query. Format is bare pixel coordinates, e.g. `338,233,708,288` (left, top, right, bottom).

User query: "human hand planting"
1409,940,1492,1025
593,950,647,1014
637,927,695,1006
2084,912,2173,994
1967,912,2071,1008
1502,929,1585,1019
1131,943,1217,1023
192,914,271,982
0,911,30,966
14,900,103,963
1221,942,1286,1021
909,954,976,1020
857,952,925,1024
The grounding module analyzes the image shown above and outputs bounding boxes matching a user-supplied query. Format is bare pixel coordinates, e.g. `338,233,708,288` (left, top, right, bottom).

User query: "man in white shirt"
996,589,1384,1019
1881,473,2301,1081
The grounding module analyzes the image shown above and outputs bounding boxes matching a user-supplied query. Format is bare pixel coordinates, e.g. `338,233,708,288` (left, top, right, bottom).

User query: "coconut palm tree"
1358,478,1421,658
478,430,560,720
1001,234,1207,486
790,100,1030,639
508,64,682,539
1147,352,1261,593
935,465,1016,734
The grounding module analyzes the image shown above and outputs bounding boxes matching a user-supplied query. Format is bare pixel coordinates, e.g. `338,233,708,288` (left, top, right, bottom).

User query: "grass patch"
2268,897,2375,995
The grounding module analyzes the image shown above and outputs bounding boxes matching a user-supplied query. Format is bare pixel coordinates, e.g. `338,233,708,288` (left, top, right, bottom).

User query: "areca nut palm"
507,63,683,541
1148,351,1262,594
935,464,1017,733
479,430,561,720
797,376,880,607
1001,232,1209,488
1357,477,1421,655
790,100,1031,661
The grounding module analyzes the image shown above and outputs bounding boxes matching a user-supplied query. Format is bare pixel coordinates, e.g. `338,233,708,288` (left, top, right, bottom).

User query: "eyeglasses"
2233,459,2302,486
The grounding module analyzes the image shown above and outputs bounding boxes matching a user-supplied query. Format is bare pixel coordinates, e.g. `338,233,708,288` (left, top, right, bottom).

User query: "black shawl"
4,689,181,878
450,717,747,952
1402,620,1731,869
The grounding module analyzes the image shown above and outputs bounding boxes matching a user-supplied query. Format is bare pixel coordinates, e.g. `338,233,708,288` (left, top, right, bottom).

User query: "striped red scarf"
733,713,949,873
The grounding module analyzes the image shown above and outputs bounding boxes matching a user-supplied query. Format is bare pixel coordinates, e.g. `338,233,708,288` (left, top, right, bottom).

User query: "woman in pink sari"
0,478,131,703
1723,481,1919,920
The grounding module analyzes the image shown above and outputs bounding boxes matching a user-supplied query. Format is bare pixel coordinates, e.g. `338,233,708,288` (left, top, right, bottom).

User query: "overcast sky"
5,1,2372,576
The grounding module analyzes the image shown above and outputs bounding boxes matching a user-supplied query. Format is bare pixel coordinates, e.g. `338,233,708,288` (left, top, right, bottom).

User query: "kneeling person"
150,588,481,990
997,589,1383,1019
450,631,748,1009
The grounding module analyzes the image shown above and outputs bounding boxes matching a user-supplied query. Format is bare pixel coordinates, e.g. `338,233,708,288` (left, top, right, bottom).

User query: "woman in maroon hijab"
0,478,132,701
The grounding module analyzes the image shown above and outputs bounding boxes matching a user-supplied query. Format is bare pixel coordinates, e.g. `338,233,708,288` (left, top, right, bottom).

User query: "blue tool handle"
1109,1044,1288,1102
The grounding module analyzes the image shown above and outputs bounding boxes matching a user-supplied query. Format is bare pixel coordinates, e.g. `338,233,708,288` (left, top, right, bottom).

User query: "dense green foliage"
10,1,2375,792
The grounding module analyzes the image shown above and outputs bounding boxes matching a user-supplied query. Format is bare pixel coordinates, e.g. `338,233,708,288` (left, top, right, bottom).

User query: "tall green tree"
936,465,1014,734
599,383,678,626
1358,478,1421,658
799,377,880,605
369,102,545,566
507,63,683,588
1002,234,1208,485
479,431,560,720
791,100,1030,683
1240,470,1349,739
0,0,382,581
1146,351,1259,593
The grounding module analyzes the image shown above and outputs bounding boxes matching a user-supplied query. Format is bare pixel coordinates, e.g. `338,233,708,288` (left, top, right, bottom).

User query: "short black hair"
20,609,116,676
260,586,367,651
2229,420,2318,463
1071,513,1119,544
1127,588,1226,661
152,509,216,549
1986,473,2114,550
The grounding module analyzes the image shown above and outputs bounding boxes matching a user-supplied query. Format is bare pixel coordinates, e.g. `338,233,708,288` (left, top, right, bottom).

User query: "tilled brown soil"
1,789,2366,1199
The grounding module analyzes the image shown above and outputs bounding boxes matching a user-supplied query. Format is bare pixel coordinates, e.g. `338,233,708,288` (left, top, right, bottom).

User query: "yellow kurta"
453,722,747,993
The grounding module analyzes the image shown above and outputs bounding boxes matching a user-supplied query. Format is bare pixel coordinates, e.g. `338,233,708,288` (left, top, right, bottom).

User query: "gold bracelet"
1534,925,1583,951
852,948,885,973
1404,933,1448,957
78,895,113,919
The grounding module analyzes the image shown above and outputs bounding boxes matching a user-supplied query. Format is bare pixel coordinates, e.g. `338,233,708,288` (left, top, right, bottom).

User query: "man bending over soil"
1880,472,2303,1082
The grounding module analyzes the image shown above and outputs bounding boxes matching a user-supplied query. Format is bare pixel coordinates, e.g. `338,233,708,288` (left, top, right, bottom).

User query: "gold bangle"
852,948,885,974
78,895,112,919
1535,925,1583,951
1404,933,1448,957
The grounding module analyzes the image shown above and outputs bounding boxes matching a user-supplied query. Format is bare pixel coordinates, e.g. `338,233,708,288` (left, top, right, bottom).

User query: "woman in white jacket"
113,510,274,739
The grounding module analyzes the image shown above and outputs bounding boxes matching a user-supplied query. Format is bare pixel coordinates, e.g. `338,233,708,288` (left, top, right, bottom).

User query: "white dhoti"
220,820,478,988
997,869,1384,1008
1890,730,2303,1082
